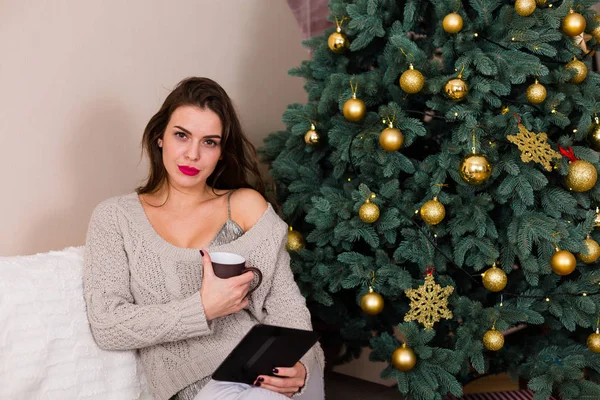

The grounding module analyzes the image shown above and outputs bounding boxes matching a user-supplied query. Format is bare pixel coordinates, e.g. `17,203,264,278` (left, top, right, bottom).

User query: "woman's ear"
157,138,163,148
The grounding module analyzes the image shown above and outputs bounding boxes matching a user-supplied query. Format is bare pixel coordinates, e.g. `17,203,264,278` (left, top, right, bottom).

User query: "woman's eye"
204,139,219,147
175,131,187,139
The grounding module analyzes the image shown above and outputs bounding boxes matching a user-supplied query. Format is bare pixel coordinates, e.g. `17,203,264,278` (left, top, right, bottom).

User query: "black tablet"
212,324,320,385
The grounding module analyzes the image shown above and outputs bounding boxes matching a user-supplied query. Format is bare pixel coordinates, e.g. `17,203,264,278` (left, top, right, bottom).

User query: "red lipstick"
178,165,200,176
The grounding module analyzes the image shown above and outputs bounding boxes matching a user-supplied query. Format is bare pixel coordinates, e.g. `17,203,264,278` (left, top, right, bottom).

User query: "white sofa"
0,247,153,400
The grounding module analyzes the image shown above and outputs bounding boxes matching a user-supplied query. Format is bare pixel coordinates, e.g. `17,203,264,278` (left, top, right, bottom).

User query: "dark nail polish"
258,377,264,382
200,250,204,257
255,382,261,387
272,368,279,374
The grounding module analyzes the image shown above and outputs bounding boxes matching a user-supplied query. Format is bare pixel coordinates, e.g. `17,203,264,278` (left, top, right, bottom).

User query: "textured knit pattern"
83,193,324,400
174,191,244,400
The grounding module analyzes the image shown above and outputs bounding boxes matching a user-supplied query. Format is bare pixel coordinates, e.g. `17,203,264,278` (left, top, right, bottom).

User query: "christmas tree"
260,0,600,398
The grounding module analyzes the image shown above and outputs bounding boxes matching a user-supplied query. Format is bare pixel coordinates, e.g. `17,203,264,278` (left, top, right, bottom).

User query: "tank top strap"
227,189,237,219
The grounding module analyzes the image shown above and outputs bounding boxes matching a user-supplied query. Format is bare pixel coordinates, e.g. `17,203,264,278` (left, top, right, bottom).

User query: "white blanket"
0,247,152,400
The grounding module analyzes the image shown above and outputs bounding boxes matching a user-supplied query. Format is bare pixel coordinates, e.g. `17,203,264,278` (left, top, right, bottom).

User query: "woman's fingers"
255,375,303,390
255,382,297,397
271,366,298,378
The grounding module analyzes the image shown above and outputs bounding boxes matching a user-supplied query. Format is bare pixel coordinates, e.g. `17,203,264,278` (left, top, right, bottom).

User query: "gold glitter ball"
399,64,425,94
483,328,504,351
566,159,597,192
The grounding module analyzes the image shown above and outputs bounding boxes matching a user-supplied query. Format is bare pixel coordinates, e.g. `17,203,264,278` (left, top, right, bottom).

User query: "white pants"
193,360,324,400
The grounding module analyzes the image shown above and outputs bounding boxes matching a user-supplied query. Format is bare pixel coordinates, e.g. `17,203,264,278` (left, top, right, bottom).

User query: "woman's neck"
145,182,221,210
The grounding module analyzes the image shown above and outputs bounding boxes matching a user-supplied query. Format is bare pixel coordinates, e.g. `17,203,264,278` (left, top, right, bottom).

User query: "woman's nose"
185,145,200,161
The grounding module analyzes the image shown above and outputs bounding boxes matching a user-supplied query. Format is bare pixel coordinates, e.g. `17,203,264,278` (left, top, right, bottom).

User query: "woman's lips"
178,165,200,176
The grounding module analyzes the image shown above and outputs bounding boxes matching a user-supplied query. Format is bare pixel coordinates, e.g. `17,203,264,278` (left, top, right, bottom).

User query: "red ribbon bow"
558,145,578,162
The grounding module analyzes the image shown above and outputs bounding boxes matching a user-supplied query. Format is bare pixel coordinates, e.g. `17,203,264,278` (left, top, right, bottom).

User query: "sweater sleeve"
83,201,212,350
260,220,323,395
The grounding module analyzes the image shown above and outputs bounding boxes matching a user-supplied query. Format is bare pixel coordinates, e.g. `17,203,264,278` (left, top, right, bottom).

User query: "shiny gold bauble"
343,96,366,122
526,81,547,104
286,227,305,252
391,344,417,372
515,0,537,16
444,77,468,102
379,126,404,152
459,153,492,185
328,30,349,53
360,286,384,316
419,197,446,225
562,11,587,37
595,208,600,228
535,0,546,6
587,330,600,353
551,249,576,276
400,64,425,94
483,329,504,351
588,119,600,151
304,125,320,146
359,200,380,223
578,237,600,263
443,12,463,34
482,266,508,292
566,160,598,192
592,15,600,42
566,58,588,83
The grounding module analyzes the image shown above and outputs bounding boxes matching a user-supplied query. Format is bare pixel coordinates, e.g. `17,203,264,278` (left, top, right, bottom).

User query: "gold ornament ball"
592,15,600,42
483,329,504,351
328,31,349,53
286,228,305,252
482,267,508,292
343,97,366,122
400,65,425,94
304,127,320,146
535,0,546,5
562,11,587,37
595,209,600,228
587,331,600,353
551,249,576,276
392,344,417,372
515,0,537,17
460,153,492,185
444,78,469,102
566,59,588,84
443,13,463,34
419,197,446,225
526,81,547,104
379,127,404,152
360,287,384,316
566,160,598,192
588,120,600,151
359,200,380,223
578,238,600,263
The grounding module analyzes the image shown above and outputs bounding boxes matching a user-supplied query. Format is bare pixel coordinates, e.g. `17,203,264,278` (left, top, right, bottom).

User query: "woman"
83,77,325,400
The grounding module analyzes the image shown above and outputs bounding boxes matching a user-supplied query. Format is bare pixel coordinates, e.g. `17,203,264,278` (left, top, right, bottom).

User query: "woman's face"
158,105,223,190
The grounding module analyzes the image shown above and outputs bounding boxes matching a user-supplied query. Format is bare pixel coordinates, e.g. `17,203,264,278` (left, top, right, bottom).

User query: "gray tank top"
172,190,244,400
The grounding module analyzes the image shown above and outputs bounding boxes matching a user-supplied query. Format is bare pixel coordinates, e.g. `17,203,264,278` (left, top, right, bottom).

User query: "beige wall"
0,1,308,256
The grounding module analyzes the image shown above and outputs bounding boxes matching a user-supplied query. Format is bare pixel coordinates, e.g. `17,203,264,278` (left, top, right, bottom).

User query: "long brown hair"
136,77,271,203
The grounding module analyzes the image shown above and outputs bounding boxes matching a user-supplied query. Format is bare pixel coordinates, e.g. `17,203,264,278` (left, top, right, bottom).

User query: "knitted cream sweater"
83,193,324,400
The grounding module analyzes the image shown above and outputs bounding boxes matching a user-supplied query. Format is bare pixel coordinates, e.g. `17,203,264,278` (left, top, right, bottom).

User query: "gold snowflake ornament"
507,124,561,171
404,274,454,330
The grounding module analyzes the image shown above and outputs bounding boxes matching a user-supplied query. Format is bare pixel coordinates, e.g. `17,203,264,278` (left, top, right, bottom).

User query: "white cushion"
0,246,153,400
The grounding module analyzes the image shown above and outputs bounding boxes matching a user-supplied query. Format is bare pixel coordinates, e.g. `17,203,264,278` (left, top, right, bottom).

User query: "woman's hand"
200,250,254,321
254,362,307,398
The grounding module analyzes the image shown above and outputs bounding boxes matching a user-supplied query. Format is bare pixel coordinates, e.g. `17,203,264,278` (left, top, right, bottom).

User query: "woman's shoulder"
89,192,139,223
230,188,269,232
